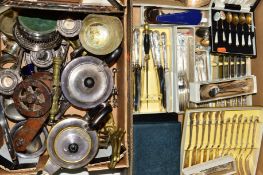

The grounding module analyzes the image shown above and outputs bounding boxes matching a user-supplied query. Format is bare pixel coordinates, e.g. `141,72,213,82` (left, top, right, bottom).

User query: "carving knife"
161,32,169,110
132,29,141,112
143,23,150,108
152,31,165,109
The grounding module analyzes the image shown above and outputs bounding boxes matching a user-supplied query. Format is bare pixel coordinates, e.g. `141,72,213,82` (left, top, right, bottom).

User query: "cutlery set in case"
181,107,263,175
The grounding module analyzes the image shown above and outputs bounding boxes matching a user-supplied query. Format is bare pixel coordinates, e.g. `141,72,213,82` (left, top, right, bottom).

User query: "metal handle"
133,29,140,66
248,34,252,46
229,26,232,44
236,33,239,46
153,31,162,67
161,32,168,70
242,34,245,46
0,96,18,166
215,31,218,44
150,31,157,66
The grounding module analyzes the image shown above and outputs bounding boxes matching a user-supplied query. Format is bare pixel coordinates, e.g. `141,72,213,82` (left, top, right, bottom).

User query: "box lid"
213,0,261,12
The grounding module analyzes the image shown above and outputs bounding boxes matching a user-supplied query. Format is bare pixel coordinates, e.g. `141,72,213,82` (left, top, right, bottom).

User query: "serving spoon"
246,14,252,46
226,12,233,45
239,13,246,46
233,13,240,46
220,11,226,42
214,12,221,44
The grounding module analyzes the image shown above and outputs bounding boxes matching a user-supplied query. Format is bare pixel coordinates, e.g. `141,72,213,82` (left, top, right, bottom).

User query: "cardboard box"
0,0,132,173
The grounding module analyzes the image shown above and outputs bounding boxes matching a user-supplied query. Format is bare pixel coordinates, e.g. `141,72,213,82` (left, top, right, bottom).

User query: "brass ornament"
98,113,125,169
49,43,69,124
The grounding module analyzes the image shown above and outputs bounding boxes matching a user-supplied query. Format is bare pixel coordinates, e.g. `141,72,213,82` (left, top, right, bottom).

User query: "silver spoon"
220,11,226,42
214,12,221,44
226,12,233,45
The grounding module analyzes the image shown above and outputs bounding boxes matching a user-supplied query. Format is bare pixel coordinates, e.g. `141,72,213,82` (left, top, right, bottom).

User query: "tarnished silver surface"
54,98,70,121
13,23,62,51
2,40,21,58
10,121,48,159
0,9,17,39
43,158,61,175
17,15,57,41
0,53,17,69
4,103,26,122
0,69,21,95
61,56,113,109
178,72,189,111
47,117,99,169
0,96,18,165
30,50,54,68
57,18,82,38
3,97,13,107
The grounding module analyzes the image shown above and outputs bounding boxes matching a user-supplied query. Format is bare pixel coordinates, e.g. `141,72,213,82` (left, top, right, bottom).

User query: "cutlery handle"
150,32,157,66
248,34,252,46
222,22,226,42
242,34,245,46
134,68,141,111
215,31,218,44
144,33,150,55
161,32,168,69
144,24,150,57
223,31,226,42
236,33,239,46
229,31,232,44
133,29,140,66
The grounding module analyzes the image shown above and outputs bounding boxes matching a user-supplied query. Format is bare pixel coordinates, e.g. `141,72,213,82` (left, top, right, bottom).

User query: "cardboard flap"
0,0,125,13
